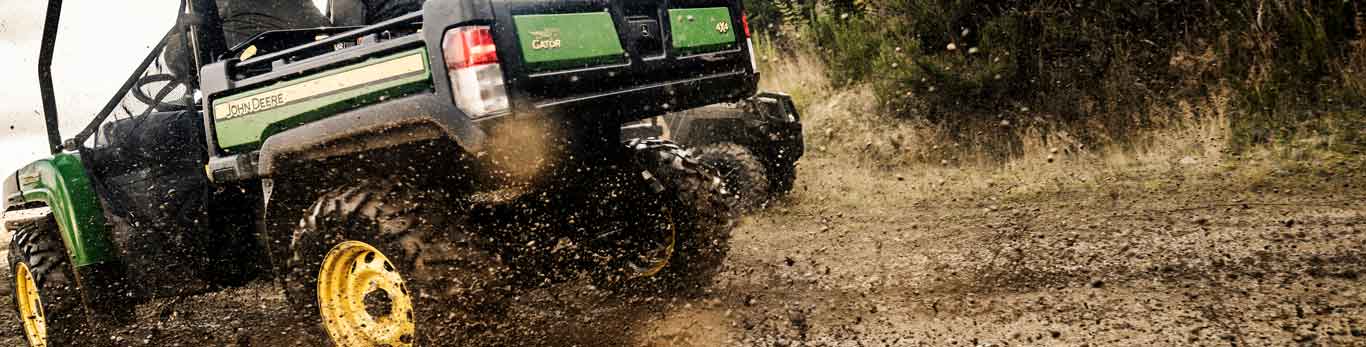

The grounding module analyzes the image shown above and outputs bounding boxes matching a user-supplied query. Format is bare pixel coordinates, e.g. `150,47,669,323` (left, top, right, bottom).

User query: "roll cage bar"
37,0,226,154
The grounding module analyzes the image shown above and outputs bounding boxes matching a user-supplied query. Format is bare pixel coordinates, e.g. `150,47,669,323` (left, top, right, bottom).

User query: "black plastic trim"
255,93,486,177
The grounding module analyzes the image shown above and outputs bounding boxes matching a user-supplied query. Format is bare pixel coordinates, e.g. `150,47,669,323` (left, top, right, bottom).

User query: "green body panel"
514,12,626,71
669,7,737,55
14,153,116,267
213,49,433,152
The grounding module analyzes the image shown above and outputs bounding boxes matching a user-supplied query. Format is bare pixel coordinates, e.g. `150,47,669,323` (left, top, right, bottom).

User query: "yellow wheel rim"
626,210,677,279
317,241,415,347
15,263,48,347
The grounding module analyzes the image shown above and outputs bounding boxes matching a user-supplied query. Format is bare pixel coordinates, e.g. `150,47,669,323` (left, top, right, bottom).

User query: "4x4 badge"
531,28,563,50
715,21,730,34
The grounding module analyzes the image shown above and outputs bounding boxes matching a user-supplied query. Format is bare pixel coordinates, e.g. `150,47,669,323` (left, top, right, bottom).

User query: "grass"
753,32,829,111
743,1,1365,208
761,43,1364,206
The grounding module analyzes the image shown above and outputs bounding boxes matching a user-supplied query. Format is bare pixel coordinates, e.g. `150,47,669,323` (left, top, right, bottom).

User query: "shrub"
757,0,1363,151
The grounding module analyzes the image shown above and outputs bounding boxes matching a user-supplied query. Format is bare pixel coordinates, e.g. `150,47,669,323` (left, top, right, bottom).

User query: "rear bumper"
751,91,804,167
523,70,757,124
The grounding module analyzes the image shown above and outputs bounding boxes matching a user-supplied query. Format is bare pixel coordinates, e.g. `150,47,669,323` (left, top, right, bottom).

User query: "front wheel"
284,181,506,346
8,217,88,347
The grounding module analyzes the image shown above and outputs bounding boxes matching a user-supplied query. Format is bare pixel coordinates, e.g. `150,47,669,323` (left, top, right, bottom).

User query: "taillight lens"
442,26,509,117
742,11,757,72
741,11,752,38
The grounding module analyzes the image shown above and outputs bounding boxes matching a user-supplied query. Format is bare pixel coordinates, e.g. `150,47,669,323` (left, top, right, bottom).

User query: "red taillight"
741,11,752,38
443,26,509,117
443,26,499,69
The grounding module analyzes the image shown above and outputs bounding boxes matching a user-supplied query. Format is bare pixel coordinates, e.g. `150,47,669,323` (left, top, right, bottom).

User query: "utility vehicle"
3,0,771,345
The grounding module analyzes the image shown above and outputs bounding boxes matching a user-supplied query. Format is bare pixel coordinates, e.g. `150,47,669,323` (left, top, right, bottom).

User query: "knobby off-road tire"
767,161,797,195
284,181,507,346
694,143,771,211
608,139,739,296
8,218,87,347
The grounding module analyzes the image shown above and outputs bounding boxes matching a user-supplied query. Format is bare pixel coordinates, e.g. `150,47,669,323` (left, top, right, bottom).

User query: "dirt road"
708,155,1366,346
3,149,1365,346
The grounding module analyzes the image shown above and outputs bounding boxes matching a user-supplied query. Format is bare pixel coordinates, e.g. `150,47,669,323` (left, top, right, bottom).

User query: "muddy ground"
2,149,1365,346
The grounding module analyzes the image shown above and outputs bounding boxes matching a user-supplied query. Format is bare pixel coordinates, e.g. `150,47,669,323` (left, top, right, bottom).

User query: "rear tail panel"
491,0,757,121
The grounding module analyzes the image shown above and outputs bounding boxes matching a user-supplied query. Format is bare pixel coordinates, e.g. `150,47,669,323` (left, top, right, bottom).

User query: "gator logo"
530,28,562,50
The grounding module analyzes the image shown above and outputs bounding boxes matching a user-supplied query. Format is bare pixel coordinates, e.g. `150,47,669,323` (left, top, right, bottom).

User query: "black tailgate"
490,0,758,120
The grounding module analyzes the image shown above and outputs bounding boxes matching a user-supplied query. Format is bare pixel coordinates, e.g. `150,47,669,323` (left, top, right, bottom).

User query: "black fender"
660,91,804,168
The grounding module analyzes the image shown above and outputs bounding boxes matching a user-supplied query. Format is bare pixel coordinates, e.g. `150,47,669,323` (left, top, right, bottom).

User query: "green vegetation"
751,0,1364,155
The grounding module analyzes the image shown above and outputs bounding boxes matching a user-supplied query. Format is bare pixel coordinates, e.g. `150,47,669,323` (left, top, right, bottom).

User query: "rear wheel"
596,139,738,296
285,181,506,346
694,143,771,211
8,218,87,347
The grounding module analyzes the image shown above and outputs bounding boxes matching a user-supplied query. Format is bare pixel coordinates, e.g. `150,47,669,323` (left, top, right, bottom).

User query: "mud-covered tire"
8,218,88,347
694,143,771,211
604,139,739,295
284,181,507,344
767,161,797,194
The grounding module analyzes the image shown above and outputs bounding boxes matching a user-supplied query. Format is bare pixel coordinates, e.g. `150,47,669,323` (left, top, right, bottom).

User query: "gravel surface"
2,154,1364,346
